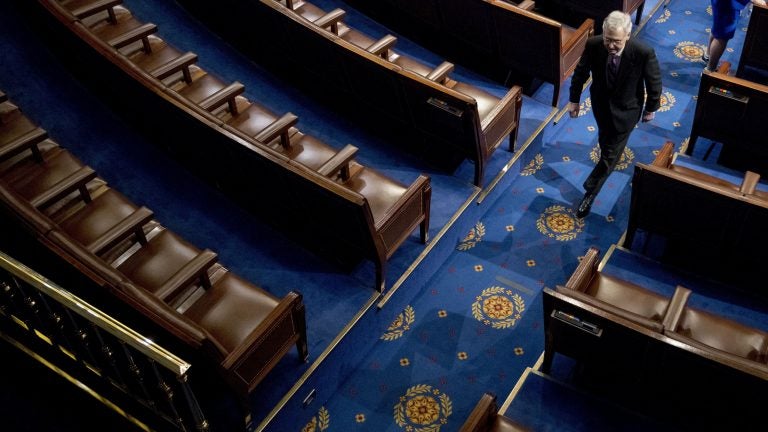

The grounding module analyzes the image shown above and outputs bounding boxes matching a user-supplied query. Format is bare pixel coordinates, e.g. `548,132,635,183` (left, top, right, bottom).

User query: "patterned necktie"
606,54,619,87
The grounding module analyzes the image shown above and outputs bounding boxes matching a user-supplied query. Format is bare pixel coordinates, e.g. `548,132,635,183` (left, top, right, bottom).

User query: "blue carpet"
1,0,765,430
271,2,764,431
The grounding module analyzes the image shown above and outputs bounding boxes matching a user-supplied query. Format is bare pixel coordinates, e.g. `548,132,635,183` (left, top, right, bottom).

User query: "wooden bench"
737,1,768,80
324,0,592,106
174,0,524,187
542,247,768,428
625,141,768,293
36,0,432,292
0,89,308,399
688,69,768,176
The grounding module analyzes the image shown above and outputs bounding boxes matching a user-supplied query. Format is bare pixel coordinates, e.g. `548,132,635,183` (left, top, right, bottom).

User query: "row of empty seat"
542,246,768,427
337,0,593,107
44,0,432,292
174,0,523,187
625,141,768,294
0,88,308,399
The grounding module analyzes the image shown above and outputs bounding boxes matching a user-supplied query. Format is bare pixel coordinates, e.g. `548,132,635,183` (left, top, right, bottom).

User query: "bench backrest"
174,0,521,186
335,0,591,105
625,159,768,294
690,70,768,176
36,0,430,291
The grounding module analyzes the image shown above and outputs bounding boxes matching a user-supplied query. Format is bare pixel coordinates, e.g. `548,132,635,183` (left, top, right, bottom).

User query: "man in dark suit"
567,10,662,218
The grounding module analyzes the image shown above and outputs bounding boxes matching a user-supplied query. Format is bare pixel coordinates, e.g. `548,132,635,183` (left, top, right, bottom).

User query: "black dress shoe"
576,194,595,218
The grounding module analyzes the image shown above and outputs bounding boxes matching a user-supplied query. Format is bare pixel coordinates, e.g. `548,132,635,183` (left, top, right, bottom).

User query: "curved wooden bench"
36,0,432,292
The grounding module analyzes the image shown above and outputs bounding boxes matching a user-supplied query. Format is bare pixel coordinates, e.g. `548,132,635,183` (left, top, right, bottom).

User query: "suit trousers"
583,127,632,196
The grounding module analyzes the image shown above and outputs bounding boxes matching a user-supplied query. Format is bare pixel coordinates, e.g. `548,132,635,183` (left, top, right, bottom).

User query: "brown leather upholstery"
667,307,768,364
115,229,216,300
557,247,681,331
41,0,432,292
0,88,309,399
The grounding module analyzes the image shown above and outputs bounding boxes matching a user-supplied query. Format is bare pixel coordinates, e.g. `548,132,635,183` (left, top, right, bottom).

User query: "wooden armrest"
426,61,454,84
198,81,245,114
86,207,154,255
740,171,760,194
515,0,536,10
149,52,198,83
661,285,692,331
367,35,397,59
108,22,157,52
317,144,358,180
562,18,594,52
221,290,306,368
29,166,97,209
70,0,121,22
314,8,345,34
155,249,218,302
564,247,599,292
254,112,299,147
651,141,675,167
459,392,498,432
0,127,48,163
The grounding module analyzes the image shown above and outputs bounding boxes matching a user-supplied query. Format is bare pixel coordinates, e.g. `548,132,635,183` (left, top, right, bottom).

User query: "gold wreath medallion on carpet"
472,286,525,329
536,205,584,241
301,406,329,432
674,41,707,62
381,305,415,341
394,384,452,432
589,145,634,170
457,222,485,251
521,153,544,176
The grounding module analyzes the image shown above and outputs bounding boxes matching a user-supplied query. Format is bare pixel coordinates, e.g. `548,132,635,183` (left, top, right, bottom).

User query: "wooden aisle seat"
319,149,431,290
541,247,691,373
0,89,309,398
555,247,690,332
459,392,532,432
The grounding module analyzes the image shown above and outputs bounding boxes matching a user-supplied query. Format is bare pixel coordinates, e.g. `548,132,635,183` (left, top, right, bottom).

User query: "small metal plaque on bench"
708,86,749,103
552,310,602,336
427,97,464,117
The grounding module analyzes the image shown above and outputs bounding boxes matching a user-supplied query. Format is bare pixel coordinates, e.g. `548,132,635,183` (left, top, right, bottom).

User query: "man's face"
603,28,630,55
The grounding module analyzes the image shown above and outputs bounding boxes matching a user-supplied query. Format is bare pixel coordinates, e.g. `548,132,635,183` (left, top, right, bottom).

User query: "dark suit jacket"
569,36,662,134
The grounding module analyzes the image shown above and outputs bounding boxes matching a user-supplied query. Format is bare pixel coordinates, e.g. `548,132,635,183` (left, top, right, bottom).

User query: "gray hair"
603,11,632,35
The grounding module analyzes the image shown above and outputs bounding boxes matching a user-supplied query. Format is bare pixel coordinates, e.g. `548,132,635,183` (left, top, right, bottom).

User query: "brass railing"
0,250,209,431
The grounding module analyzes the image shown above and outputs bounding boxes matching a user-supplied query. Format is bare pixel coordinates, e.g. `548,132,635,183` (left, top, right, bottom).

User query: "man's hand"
752,0,766,7
567,102,580,118
642,110,655,122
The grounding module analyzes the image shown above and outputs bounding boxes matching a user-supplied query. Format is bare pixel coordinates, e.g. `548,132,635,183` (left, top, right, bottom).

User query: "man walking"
567,10,662,218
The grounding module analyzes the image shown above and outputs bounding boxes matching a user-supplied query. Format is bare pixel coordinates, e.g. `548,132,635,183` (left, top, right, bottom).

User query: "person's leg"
707,37,728,71
708,3,739,71
703,34,713,62
586,129,632,198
